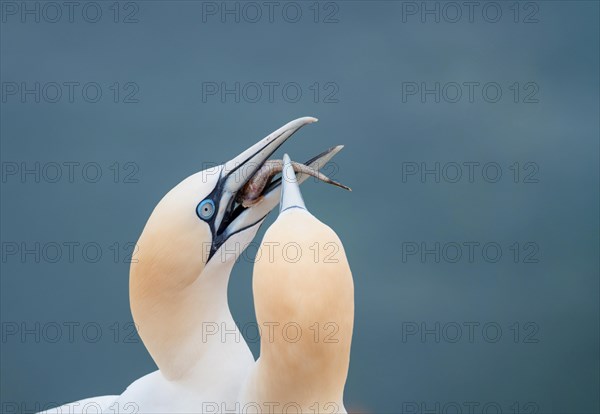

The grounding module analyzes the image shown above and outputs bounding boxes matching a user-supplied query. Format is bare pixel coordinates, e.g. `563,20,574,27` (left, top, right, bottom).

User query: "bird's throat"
130,258,252,382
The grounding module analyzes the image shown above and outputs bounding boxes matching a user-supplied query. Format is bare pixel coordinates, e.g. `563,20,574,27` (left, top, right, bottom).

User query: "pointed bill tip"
330,145,344,157
289,117,318,130
286,117,318,130
280,154,307,213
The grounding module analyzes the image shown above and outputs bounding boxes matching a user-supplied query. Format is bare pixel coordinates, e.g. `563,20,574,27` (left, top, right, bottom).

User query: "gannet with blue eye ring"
240,154,354,414
41,118,347,414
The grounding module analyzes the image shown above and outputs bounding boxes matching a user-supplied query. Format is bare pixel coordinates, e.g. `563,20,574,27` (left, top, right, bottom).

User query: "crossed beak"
207,117,342,258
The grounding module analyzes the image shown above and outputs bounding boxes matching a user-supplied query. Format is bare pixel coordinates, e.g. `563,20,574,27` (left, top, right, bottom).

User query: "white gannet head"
129,118,344,379
251,154,354,408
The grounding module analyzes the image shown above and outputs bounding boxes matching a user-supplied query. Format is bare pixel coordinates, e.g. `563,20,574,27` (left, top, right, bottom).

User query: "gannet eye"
197,199,215,221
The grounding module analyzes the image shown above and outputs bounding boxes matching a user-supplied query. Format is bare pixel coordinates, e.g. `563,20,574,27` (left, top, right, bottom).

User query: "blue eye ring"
197,199,215,221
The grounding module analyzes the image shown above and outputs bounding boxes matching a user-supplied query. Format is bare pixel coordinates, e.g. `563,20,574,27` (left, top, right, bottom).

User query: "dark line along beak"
211,117,318,234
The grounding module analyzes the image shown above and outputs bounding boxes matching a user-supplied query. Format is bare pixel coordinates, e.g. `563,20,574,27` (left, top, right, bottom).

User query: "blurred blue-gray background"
1,1,598,413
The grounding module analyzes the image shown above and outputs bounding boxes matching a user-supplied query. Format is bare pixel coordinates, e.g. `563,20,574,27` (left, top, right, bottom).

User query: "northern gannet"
240,154,354,413
43,118,345,414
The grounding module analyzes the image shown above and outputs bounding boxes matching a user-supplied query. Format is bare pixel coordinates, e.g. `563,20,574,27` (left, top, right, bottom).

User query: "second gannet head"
250,154,354,409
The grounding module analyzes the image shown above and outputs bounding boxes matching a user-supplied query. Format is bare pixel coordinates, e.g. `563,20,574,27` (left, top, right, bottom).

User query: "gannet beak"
206,117,340,259
280,154,307,213
221,117,318,194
